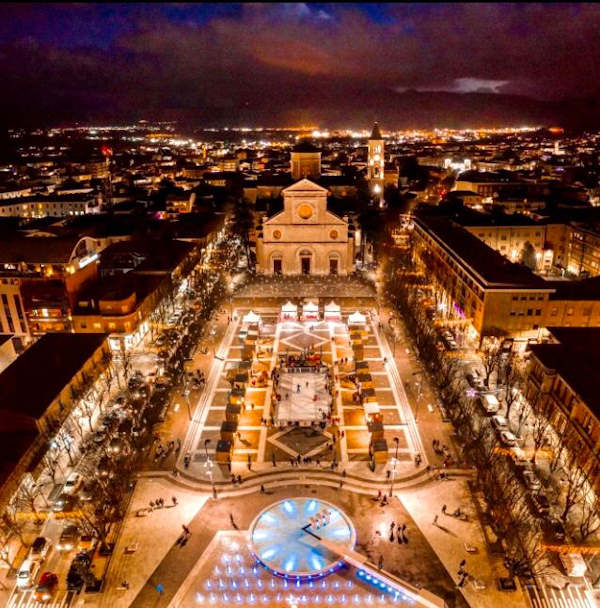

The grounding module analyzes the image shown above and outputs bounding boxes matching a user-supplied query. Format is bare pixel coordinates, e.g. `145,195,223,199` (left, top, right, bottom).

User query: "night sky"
3,3,600,129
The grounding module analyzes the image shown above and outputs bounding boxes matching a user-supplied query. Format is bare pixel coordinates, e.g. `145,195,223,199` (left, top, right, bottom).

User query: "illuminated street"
4,5,600,608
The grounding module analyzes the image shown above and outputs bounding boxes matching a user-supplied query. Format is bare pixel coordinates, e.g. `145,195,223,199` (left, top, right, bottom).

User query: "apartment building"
525,327,600,491
412,215,554,340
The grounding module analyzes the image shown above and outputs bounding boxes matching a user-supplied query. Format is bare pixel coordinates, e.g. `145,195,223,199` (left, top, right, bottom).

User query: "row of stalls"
280,301,342,322
216,311,270,464
348,312,388,464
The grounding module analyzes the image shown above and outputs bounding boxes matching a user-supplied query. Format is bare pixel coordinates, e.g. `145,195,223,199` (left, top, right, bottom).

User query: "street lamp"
389,437,400,497
204,438,211,460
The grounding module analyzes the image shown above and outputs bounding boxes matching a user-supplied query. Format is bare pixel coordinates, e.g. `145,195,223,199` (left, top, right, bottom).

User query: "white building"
256,179,354,276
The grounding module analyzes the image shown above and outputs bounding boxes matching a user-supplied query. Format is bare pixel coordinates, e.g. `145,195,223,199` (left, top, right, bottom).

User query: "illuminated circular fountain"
249,498,356,580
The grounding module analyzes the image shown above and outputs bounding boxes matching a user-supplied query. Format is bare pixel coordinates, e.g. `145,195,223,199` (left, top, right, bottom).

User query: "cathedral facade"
256,179,354,276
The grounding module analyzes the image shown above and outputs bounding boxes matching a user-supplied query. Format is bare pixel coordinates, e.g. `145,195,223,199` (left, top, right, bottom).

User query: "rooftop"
0,333,107,423
0,236,86,264
415,214,550,289
529,327,600,416
370,122,382,140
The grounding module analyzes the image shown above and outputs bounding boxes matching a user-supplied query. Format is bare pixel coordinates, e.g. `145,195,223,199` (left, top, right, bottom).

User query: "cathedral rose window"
298,204,313,219
273,230,282,239
330,230,338,239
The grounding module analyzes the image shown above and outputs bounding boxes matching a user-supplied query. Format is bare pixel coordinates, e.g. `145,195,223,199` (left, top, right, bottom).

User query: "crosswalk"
7,589,76,608
525,582,595,608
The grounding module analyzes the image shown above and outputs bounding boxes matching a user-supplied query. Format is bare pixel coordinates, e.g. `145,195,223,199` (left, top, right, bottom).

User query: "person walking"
441,504,447,514
433,514,438,525
172,496,178,506
260,484,265,494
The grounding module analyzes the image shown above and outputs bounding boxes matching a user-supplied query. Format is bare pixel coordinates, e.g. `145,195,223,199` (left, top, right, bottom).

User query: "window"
520,296,526,301
512,296,518,301
509,311,516,316
567,307,574,316
527,309,533,316
551,307,558,316
535,309,541,316
584,307,592,316
80,322,87,329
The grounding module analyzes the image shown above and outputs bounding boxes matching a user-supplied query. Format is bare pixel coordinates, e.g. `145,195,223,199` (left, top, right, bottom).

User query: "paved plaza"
179,306,424,482
129,485,467,608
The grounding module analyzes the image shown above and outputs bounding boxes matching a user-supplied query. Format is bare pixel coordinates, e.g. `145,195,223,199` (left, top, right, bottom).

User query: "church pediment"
281,178,329,195
263,209,346,226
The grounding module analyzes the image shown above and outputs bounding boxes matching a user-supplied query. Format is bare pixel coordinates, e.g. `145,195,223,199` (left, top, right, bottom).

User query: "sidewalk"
402,479,529,608
82,478,208,608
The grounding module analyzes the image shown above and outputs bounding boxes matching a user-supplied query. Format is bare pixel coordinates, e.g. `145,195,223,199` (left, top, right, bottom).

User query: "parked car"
96,455,114,479
28,536,52,561
107,437,129,456
543,518,566,543
52,493,77,513
67,553,91,591
491,415,509,431
498,430,518,447
17,559,41,589
63,472,83,496
559,553,587,577
79,480,98,503
57,524,79,552
466,373,484,390
77,535,95,554
529,492,551,517
478,393,500,414
521,469,542,492
34,571,58,602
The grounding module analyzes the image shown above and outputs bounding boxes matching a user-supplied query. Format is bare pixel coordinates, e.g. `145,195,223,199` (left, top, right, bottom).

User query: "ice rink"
275,370,332,424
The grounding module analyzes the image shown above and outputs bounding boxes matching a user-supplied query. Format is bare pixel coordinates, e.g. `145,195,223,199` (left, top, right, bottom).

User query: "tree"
520,241,538,271
500,355,523,423
479,339,502,388
230,201,254,268
12,483,44,525
559,462,589,523
530,414,552,465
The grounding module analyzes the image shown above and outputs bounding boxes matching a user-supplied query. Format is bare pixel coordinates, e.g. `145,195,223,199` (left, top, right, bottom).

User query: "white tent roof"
324,301,340,312
364,402,380,415
282,301,297,312
348,311,367,325
303,301,319,312
242,310,261,324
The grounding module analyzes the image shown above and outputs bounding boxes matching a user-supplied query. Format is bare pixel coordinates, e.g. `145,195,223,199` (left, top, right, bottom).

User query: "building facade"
525,328,600,492
256,179,354,276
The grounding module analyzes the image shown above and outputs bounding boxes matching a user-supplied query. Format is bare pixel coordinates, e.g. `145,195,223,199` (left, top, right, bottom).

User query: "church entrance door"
273,259,282,275
301,257,311,275
329,258,338,275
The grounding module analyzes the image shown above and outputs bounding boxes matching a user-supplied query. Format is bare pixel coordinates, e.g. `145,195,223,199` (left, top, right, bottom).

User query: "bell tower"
368,122,384,206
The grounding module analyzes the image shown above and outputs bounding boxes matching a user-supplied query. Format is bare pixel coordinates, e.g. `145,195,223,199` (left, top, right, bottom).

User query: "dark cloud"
2,3,600,128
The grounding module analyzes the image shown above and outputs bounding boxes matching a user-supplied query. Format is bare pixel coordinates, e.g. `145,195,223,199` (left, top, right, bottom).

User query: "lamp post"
204,438,211,460
389,436,400,497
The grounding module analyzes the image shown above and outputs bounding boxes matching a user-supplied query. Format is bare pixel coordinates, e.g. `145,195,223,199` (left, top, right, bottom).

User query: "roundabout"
249,498,356,580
